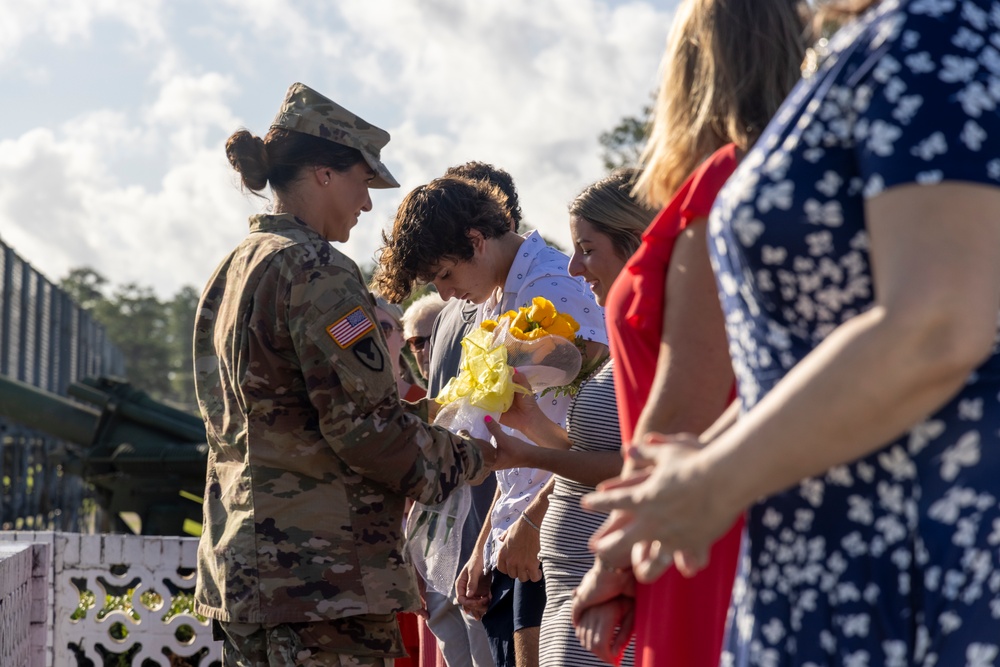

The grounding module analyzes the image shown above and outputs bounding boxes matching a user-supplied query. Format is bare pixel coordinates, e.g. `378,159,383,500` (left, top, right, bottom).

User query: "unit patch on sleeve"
326,307,375,348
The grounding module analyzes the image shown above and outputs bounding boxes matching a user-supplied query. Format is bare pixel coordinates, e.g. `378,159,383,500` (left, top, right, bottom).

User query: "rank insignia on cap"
326,307,375,348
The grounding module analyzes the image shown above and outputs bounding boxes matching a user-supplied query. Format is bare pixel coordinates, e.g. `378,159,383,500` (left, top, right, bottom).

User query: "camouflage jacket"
192,213,485,626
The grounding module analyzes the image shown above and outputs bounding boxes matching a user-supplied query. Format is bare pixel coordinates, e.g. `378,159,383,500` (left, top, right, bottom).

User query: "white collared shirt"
477,231,607,570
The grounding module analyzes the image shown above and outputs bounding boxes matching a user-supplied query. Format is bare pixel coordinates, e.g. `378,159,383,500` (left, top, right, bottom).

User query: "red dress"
604,144,744,667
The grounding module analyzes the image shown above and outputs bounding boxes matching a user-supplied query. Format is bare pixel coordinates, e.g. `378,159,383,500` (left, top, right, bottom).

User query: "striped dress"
538,359,635,667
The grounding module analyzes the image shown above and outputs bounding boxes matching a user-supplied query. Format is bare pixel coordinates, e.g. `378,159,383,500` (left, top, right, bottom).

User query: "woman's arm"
633,220,735,443
487,418,624,486
495,477,552,583
587,182,1000,568
708,182,1000,514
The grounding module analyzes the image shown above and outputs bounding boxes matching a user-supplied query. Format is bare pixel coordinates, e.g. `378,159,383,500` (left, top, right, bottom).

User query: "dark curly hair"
444,161,523,232
371,176,513,302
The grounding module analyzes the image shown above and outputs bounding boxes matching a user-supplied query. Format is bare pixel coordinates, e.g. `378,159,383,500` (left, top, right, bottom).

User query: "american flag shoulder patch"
326,307,375,348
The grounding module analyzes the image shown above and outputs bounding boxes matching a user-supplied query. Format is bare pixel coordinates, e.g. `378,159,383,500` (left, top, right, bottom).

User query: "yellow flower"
528,297,556,328
545,316,577,340
509,326,528,341
492,297,581,342
481,320,498,332
560,313,579,331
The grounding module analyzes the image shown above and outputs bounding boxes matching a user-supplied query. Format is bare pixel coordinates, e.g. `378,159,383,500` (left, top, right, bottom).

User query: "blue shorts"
480,570,546,667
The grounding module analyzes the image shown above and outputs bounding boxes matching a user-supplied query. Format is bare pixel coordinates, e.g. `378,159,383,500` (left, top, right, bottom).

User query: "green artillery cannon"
0,373,207,536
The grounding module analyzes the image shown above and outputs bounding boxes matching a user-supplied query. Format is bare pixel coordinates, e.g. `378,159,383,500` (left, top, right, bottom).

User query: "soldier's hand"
496,518,542,583
414,571,430,619
426,399,441,423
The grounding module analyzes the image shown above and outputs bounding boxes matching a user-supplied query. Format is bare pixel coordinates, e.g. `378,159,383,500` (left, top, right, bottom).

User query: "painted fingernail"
484,415,493,423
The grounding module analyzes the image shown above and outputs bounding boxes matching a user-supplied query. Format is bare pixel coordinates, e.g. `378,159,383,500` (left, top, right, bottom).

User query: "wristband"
520,513,541,532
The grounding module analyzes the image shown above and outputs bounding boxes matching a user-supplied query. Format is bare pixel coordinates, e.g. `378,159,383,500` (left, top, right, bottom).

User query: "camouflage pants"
217,619,399,667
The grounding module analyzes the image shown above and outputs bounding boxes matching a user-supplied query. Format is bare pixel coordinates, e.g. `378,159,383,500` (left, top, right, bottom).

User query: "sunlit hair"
371,176,513,303
635,0,809,207
816,0,880,24
225,127,364,196
445,161,523,232
402,293,446,340
570,168,658,260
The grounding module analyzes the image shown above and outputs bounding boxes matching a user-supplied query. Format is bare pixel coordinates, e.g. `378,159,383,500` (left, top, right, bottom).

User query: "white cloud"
0,0,677,299
0,0,165,64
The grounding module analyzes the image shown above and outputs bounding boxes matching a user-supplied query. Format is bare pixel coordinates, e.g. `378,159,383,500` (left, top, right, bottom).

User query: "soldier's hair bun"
226,129,270,192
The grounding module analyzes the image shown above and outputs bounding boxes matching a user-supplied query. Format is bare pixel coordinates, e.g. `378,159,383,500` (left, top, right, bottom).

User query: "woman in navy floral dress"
584,1,1000,664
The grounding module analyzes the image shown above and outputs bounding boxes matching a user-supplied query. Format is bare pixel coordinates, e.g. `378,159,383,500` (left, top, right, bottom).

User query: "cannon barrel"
0,373,208,535
0,374,101,443
68,377,205,443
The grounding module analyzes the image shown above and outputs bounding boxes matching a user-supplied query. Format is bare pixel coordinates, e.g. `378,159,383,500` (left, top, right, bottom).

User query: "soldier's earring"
323,180,329,185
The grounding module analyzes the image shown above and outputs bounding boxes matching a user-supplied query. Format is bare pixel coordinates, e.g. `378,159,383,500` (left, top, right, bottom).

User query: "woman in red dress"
571,1,809,665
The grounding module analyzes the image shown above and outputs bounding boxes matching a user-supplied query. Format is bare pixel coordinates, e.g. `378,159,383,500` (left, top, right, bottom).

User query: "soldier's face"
323,163,375,242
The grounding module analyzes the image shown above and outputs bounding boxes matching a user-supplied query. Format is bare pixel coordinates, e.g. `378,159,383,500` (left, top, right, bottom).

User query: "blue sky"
0,0,678,298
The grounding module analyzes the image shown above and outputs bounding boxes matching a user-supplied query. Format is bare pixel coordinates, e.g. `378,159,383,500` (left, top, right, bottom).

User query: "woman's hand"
571,559,635,621
498,370,544,435
495,515,543,583
575,599,634,665
485,416,536,470
571,560,635,663
583,432,740,579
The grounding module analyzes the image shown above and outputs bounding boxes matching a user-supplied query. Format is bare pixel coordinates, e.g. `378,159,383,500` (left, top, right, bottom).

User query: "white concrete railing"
0,532,221,667
0,542,46,667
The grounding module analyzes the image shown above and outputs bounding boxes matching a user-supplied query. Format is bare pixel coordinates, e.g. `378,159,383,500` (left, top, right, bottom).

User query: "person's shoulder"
683,144,741,217
522,236,570,274
700,143,740,177
273,240,363,287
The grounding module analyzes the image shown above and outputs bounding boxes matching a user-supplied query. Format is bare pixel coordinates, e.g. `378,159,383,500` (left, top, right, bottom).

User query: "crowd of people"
191,0,1000,665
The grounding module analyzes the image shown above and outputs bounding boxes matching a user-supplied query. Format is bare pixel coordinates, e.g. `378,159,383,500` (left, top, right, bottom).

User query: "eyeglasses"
379,320,400,336
407,336,428,352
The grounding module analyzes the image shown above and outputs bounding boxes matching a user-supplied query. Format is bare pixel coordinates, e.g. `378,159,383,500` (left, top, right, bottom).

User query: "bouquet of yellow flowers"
406,297,585,594
435,296,584,416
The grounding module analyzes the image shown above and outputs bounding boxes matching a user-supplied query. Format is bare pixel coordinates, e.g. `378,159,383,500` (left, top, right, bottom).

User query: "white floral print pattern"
709,1,1000,664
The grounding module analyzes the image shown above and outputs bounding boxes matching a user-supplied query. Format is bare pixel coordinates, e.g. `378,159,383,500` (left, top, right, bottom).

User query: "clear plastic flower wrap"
406,297,583,595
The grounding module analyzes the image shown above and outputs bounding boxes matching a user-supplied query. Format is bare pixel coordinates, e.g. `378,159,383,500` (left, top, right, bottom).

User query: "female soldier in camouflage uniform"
193,82,497,667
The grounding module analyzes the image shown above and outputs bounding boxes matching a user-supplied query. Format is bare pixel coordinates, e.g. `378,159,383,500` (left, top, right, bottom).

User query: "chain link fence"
0,238,124,532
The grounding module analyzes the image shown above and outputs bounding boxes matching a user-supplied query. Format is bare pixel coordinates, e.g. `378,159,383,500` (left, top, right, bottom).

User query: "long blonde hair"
635,0,809,207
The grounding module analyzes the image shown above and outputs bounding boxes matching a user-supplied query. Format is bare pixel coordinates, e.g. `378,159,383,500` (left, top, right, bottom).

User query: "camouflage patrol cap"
271,82,400,189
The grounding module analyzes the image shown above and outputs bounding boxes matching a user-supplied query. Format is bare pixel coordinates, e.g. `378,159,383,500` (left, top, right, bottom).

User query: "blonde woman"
570,1,808,665
491,169,657,667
